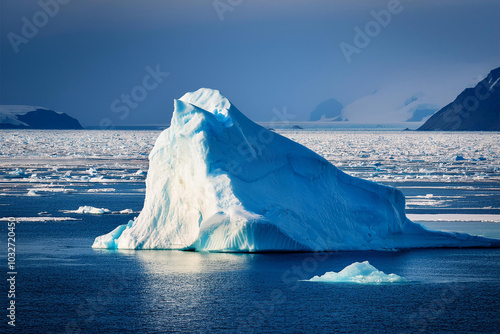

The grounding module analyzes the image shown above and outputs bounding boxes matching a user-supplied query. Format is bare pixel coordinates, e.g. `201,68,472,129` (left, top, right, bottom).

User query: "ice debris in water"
308,261,407,284
26,190,39,196
6,168,28,178
66,206,111,214
87,168,98,176
63,206,134,215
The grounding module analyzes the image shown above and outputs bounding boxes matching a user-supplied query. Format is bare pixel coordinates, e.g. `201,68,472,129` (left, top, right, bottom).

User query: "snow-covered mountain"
418,67,500,131
93,88,498,252
0,105,83,129
338,88,441,123
309,90,441,124
314,73,486,124
309,98,343,121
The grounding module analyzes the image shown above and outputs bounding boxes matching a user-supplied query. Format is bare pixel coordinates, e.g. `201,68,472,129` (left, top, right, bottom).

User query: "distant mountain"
338,88,440,123
0,105,83,129
310,92,438,123
418,67,500,131
309,98,343,121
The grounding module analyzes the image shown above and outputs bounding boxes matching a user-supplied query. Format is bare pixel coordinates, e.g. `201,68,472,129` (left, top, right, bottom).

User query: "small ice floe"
135,169,147,176
89,176,106,182
63,206,111,214
0,217,79,222
28,187,76,193
26,190,39,196
87,168,98,176
405,198,446,207
80,175,106,182
6,168,28,178
407,214,500,223
87,188,116,193
63,206,134,215
116,209,133,214
307,261,407,284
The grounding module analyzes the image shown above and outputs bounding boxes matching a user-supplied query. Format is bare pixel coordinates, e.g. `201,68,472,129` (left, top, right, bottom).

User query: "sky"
1,0,499,126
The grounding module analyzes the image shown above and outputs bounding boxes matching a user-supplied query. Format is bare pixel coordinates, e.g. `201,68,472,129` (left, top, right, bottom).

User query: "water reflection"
134,250,254,274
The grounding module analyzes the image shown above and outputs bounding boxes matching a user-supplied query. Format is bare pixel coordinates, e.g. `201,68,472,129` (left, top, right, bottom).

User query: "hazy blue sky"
1,0,499,126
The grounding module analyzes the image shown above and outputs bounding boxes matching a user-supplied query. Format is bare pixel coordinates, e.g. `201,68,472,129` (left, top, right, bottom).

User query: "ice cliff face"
93,88,499,251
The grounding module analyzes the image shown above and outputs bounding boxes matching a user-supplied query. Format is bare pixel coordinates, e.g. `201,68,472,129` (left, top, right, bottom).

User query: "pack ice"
92,88,499,251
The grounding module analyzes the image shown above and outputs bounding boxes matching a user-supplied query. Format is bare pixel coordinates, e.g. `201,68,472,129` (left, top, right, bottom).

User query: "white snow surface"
92,88,499,252
308,261,407,284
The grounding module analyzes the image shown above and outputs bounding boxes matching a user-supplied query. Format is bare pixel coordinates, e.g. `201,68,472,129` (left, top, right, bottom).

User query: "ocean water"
1,208,499,333
1,129,499,333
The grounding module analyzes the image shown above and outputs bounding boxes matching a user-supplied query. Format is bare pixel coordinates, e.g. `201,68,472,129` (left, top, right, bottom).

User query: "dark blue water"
1,188,499,333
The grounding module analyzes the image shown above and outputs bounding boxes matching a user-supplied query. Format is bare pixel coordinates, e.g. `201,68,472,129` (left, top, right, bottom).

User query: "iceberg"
308,261,407,284
63,206,133,215
93,88,500,251
26,190,39,197
66,206,111,215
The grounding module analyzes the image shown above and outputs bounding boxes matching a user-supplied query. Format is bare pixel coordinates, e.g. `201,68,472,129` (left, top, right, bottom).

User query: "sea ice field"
0,128,499,332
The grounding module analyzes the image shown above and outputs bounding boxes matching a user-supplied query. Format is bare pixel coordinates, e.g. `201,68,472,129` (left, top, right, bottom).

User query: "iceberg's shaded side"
92,88,500,252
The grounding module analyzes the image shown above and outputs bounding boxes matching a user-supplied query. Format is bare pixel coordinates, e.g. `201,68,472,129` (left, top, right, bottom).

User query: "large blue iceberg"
93,88,499,251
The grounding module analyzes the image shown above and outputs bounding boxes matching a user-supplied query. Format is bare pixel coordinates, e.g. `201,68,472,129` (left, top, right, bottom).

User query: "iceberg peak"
92,88,500,252
179,88,232,115
174,88,235,128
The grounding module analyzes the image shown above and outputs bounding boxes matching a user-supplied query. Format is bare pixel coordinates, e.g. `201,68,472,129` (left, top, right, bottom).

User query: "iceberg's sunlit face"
307,261,407,284
92,88,500,252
